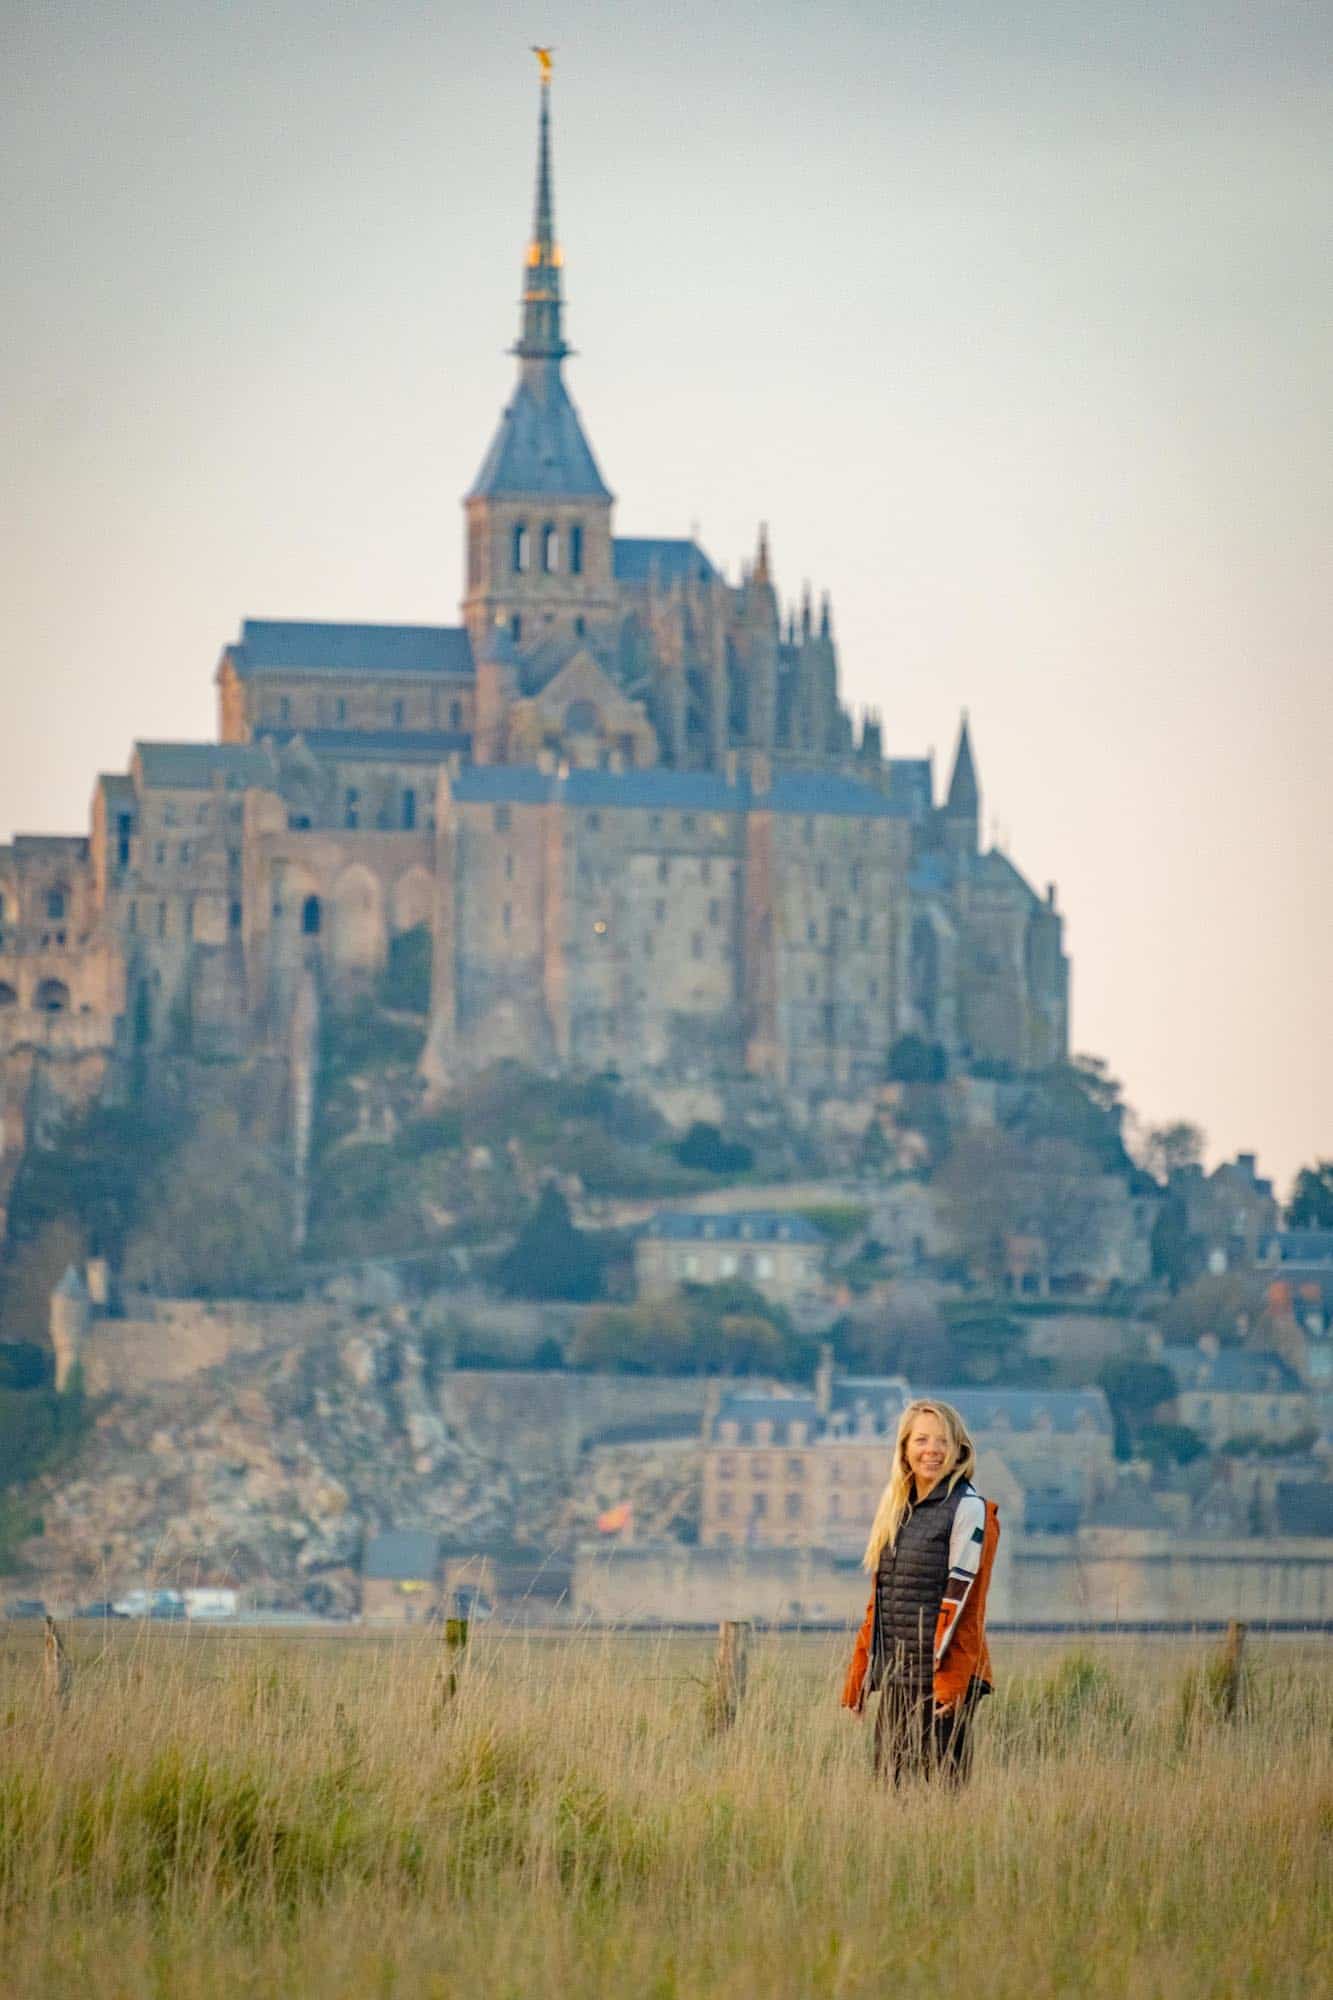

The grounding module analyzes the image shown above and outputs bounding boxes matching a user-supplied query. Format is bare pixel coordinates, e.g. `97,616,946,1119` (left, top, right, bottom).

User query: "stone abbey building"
0,69,1067,1168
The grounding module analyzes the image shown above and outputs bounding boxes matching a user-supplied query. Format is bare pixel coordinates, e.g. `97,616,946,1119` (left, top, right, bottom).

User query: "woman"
841,1398,1000,1784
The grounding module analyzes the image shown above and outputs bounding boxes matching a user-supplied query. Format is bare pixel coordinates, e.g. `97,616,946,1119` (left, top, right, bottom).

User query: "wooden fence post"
44,1615,73,1710
435,1615,470,1711
1218,1619,1247,1719
709,1619,749,1734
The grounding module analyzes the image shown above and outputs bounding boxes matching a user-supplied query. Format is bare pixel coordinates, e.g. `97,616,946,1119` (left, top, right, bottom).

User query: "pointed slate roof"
946,713,979,815
467,366,611,501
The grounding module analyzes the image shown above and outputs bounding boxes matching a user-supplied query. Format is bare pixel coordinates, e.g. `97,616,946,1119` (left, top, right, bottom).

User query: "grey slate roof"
971,849,1041,903
613,538,719,586
1274,1482,1333,1536
922,1387,1114,1436
1260,1231,1333,1267
362,1530,440,1581
885,759,934,819
134,743,276,792
1162,1347,1305,1395
711,1379,1112,1448
228,621,474,679
714,1392,820,1443
643,1211,825,1245
466,365,612,502
450,763,907,820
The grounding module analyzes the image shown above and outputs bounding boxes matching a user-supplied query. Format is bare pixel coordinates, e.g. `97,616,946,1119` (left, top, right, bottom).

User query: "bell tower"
462,54,617,655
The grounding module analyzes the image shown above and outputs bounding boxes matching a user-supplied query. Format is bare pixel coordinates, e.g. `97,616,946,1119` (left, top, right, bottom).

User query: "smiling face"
903,1408,954,1499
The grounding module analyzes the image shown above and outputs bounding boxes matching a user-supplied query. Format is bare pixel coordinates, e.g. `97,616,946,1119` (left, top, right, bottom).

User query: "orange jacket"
841,1497,1000,1713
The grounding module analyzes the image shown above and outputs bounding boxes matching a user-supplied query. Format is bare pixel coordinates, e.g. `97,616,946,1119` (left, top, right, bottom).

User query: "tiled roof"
227,621,474,679
643,1211,826,1244
1162,1347,1306,1395
134,743,276,792
613,538,719,585
466,369,612,501
362,1529,440,1580
262,728,472,764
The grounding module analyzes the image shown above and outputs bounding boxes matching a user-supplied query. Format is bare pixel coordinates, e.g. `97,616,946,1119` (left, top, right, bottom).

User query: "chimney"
814,1341,834,1418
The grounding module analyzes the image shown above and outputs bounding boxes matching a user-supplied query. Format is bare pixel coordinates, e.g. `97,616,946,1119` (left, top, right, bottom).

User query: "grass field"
1,1622,1329,1997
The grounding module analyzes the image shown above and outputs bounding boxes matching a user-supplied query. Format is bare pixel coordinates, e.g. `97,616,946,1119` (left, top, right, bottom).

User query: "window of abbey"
512,523,530,573
569,523,584,574
541,523,559,573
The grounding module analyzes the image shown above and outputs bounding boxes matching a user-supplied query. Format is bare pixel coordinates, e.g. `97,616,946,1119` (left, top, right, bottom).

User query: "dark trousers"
873,1681,973,1786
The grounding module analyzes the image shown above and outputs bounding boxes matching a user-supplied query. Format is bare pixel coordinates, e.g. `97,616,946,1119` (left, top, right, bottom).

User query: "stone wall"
574,1534,1333,1627
80,1299,336,1394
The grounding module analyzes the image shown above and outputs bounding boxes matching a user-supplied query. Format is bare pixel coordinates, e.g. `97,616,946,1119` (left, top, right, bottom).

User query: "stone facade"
573,1533,1333,1628
0,72,1068,1180
634,1210,828,1305
699,1375,1116,1555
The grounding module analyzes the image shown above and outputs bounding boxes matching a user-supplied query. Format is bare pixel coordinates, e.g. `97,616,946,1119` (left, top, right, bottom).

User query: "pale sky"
3,1,1330,1197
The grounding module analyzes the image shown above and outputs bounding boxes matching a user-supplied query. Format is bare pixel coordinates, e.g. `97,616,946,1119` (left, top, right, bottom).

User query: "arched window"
569,523,584,575
46,886,68,921
565,700,599,735
35,978,70,1013
541,523,559,573
510,613,522,642
511,522,530,573
0,982,17,1008
301,895,322,936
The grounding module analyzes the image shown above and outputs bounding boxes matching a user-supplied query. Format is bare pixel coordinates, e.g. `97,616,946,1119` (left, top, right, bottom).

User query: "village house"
1159,1339,1314,1450
634,1210,829,1307
698,1364,1114,1553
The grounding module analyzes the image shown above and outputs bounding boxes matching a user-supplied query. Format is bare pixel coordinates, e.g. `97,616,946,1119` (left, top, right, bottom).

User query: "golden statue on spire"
530,46,554,83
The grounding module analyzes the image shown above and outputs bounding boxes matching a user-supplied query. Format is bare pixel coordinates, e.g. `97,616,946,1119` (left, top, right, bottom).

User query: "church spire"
515,50,568,363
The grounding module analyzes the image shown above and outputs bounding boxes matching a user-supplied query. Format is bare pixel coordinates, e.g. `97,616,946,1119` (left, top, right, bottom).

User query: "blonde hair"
861,1399,975,1574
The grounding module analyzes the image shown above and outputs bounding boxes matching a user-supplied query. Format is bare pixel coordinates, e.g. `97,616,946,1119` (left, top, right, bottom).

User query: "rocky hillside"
20,1317,700,1615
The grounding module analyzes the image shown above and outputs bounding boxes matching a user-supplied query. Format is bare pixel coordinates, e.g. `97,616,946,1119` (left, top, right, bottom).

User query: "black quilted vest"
869,1479,967,1694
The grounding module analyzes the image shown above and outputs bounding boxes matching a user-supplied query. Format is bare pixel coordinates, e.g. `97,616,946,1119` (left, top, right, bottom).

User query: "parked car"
73,1601,125,1620
3,1599,47,1619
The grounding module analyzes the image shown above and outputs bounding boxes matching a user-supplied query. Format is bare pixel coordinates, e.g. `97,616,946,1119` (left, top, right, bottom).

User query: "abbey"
0,71,1067,1160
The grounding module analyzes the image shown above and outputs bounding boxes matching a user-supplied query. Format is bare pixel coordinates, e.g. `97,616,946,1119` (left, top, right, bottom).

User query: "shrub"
674,1123,753,1175
886,1035,947,1083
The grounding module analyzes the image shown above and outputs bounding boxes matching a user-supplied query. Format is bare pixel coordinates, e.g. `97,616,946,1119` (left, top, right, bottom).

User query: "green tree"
886,1035,947,1084
1159,1272,1265,1347
1134,1422,1208,1469
1096,1357,1177,1459
497,1184,605,1302
1141,1121,1206,1182
1287,1160,1333,1229
674,1123,753,1175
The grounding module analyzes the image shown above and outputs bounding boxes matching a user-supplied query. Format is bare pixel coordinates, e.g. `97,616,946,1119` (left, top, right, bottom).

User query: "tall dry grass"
1,1623,1329,1997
